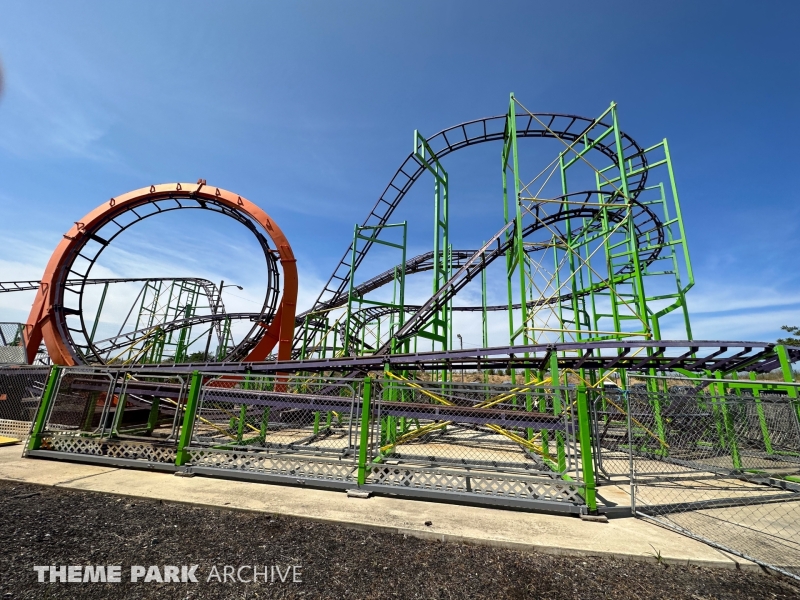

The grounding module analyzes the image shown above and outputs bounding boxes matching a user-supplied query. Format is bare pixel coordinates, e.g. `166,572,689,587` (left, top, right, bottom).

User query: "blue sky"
0,1,798,347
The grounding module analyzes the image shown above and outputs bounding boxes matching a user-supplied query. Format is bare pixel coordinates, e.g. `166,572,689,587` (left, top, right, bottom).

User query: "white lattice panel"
187,449,357,482
0,419,31,440
368,465,582,504
43,435,176,463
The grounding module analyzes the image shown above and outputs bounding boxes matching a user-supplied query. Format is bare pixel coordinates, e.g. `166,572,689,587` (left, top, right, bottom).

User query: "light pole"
456,334,464,382
204,280,244,360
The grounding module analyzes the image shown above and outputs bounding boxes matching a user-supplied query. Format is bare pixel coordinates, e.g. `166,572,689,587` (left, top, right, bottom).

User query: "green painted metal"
502,94,693,357
175,370,202,466
343,222,407,357
576,385,597,512
27,366,61,451
413,130,452,380
357,376,372,486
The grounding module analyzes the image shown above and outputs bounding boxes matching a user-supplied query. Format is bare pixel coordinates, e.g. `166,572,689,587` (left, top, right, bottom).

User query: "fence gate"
628,386,800,579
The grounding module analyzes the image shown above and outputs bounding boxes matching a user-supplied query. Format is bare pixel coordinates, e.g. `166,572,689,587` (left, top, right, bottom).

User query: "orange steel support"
23,182,298,366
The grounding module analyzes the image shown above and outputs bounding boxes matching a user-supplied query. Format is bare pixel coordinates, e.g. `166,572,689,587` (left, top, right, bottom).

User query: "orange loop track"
23,182,297,365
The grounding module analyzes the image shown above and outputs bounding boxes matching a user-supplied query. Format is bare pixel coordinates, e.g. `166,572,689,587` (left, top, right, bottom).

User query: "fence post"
714,371,741,470
175,370,202,466
776,345,800,421
549,352,566,472
576,385,597,513
28,366,61,451
357,376,372,486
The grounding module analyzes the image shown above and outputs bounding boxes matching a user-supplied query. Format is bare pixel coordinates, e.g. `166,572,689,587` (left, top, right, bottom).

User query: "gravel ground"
0,480,798,600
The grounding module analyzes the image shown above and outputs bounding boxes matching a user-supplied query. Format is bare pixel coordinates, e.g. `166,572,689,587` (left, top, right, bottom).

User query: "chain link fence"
620,377,800,579
29,367,188,465
363,378,587,511
184,373,363,486
0,323,27,365
0,365,50,440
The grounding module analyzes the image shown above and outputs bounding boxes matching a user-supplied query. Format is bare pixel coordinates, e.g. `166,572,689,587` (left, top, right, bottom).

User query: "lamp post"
203,280,244,361
456,334,464,382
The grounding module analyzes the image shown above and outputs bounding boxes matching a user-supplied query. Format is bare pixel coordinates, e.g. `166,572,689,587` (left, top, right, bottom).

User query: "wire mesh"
369,378,575,474
35,367,188,463
627,386,800,579
0,366,50,439
191,373,360,458
363,378,585,506
0,323,27,365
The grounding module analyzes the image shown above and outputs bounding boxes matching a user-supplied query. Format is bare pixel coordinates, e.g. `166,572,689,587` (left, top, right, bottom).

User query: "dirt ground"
0,480,798,600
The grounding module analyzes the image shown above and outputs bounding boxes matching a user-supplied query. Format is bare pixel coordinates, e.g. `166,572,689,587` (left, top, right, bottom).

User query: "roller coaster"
1,94,798,523
3,93,791,373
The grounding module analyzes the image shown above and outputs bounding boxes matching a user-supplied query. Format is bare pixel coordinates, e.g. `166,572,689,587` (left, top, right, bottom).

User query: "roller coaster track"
87,311,275,362
0,277,230,324
339,191,663,353
295,112,650,353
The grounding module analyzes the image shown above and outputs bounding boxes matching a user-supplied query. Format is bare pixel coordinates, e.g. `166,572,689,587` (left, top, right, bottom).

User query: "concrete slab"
0,446,758,571
0,444,117,486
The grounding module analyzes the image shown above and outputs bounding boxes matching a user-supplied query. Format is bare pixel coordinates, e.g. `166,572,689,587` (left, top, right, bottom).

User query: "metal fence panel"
185,373,362,485
628,388,800,579
0,323,26,365
0,366,50,440
364,379,586,511
33,367,187,465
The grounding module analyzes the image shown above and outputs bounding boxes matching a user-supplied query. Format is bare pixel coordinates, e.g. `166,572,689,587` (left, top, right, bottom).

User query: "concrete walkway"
0,445,758,571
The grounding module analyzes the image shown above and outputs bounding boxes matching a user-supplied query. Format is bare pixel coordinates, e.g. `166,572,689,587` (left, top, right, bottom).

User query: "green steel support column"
558,152,584,344
176,370,202,466
89,282,109,344
146,398,160,435
537,369,550,459
301,315,309,359
345,222,407,358
663,139,695,339
81,391,100,431
357,377,373,486
343,223,360,355
576,385,597,512
549,352,566,472
237,404,248,443
501,94,528,386
28,366,61,451
714,371,741,470
776,345,800,422
258,407,270,444
748,372,773,455
704,369,727,450
413,130,450,379
611,103,650,336
313,411,321,436
236,374,252,443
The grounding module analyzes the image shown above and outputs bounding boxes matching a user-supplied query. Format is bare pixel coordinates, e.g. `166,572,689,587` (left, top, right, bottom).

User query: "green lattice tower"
412,130,453,382
342,222,407,357
503,94,693,360
122,279,219,364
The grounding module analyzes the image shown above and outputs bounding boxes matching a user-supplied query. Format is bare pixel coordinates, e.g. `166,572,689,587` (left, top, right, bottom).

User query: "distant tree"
186,350,214,362
777,325,800,347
